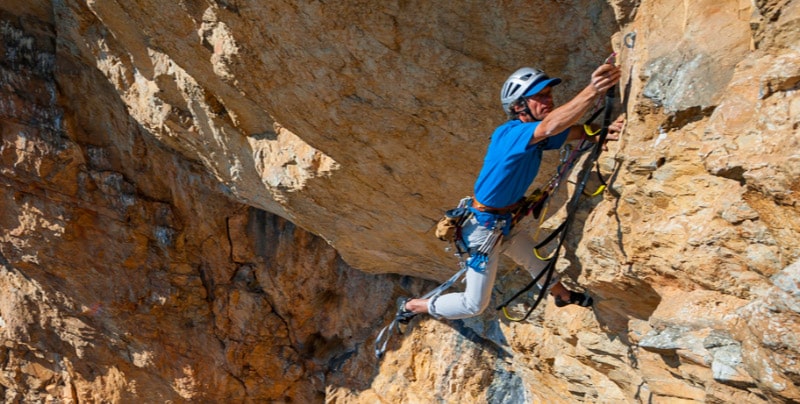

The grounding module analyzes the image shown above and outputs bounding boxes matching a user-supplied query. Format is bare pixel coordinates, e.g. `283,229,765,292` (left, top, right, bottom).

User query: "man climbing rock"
403,62,624,320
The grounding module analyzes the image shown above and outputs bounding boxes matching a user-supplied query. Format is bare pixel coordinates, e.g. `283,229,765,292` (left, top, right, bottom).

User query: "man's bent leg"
405,214,501,319
502,228,574,301
427,250,500,319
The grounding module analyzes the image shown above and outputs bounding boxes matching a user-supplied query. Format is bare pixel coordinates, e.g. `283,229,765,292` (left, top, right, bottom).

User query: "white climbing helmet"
500,67,562,113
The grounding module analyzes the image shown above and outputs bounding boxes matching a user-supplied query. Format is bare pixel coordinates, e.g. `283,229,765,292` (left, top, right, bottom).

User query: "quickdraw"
497,66,618,322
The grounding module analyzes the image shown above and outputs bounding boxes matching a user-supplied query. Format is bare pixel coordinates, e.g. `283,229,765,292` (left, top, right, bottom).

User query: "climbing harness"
497,58,618,322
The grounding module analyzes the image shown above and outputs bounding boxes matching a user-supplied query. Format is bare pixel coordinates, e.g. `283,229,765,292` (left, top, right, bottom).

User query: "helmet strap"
524,104,540,121
519,99,540,122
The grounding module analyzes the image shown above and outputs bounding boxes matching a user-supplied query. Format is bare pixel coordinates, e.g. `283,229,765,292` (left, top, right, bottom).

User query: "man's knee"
462,296,490,316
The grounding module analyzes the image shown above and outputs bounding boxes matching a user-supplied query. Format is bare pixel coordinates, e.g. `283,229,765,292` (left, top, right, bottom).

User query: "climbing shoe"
395,298,418,324
554,291,593,308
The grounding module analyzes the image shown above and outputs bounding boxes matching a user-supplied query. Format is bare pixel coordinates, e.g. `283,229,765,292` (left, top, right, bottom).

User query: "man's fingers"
591,66,622,93
609,115,626,134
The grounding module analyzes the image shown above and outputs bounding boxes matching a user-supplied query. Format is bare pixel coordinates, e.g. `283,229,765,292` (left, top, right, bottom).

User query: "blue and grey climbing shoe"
554,291,593,308
396,298,417,324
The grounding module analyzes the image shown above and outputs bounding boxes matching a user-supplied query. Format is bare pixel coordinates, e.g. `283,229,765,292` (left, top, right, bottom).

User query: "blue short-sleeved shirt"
473,120,569,208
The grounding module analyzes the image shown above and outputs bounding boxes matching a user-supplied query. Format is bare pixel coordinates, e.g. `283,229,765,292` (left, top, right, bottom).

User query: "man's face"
524,86,554,121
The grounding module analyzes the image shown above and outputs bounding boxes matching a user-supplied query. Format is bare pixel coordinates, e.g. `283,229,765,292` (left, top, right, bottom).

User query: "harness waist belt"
471,198,521,214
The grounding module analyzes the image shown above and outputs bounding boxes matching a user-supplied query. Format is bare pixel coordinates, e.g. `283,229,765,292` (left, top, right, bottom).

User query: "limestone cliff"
1,0,798,402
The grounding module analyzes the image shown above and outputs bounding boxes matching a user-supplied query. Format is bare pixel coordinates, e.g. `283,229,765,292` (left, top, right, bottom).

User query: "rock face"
1,0,798,402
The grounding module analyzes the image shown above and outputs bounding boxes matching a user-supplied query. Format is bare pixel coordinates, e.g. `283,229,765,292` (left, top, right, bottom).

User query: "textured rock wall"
1,0,799,403
0,3,399,401
51,0,619,280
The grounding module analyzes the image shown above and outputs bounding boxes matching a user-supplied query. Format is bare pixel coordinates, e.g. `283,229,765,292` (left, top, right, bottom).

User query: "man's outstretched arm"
534,63,621,142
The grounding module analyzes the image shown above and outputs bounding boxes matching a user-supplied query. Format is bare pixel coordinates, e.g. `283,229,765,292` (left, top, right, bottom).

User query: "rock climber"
403,62,625,320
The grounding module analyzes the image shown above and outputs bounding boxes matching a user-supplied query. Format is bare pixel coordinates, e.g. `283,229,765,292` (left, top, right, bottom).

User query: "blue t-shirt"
473,120,569,208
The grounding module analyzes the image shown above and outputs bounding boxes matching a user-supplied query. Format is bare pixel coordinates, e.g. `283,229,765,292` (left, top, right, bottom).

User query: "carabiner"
559,143,573,164
624,32,636,49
